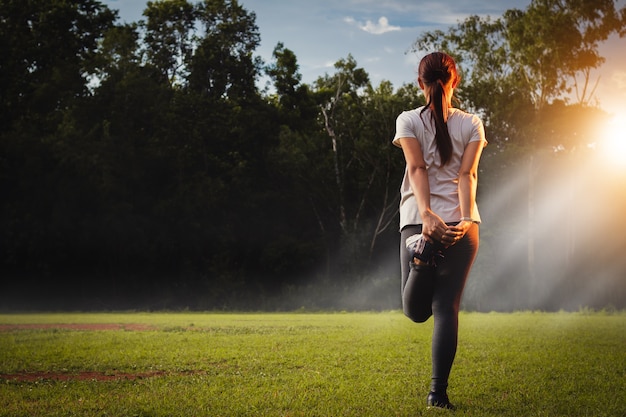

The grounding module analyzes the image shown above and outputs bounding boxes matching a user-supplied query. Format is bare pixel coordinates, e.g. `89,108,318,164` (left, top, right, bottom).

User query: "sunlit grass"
0,311,624,416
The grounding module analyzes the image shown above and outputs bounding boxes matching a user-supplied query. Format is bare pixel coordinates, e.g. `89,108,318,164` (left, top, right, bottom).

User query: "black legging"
400,223,479,394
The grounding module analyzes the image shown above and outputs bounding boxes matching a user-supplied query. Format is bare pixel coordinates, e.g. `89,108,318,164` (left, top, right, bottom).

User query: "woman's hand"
421,210,449,244
442,220,474,247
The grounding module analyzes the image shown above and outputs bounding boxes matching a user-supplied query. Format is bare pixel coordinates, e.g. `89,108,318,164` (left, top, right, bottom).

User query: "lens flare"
598,113,626,169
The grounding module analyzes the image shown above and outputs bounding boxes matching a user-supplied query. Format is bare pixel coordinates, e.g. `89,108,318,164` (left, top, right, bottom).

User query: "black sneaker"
406,234,444,266
427,391,455,410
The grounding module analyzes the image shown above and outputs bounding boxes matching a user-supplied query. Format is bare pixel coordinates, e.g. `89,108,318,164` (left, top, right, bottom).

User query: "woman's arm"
397,137,448,242
458,140,484,219
452,140,485,237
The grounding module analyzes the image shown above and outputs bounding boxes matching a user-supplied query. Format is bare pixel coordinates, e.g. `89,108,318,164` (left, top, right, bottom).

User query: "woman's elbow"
459,170,478,181
408,164,428,176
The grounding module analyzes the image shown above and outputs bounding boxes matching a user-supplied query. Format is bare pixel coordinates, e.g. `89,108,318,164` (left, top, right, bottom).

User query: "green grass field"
1,311,624,416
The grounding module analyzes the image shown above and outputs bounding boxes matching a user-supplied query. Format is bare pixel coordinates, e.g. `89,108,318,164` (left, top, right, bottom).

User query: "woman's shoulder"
398,106,425,117
449,108,486,142
397,106,426,124
449,108,483,127
449,107,477,119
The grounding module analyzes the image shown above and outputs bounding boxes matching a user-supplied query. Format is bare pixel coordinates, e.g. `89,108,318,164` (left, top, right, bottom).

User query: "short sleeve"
468,114,487,146
392,111,417,148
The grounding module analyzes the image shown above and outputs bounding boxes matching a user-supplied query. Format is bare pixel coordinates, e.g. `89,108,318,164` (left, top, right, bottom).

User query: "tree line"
1,0,625,311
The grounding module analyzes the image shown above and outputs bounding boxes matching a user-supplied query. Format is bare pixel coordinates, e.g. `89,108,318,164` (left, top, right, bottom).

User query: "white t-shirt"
392,106,487,230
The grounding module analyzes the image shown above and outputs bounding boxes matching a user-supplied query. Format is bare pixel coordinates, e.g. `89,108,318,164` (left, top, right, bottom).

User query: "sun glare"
598,113,626,169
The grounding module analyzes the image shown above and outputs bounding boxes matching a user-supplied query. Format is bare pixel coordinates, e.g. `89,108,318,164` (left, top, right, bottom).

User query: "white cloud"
345,16,401,34
312,60,337,70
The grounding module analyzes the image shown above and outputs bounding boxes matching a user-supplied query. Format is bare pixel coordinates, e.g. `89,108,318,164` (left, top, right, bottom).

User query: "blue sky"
104,0,625,113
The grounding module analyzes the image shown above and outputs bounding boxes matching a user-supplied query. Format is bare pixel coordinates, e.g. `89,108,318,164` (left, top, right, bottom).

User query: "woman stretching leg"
400,224,479,403
393,52,486,410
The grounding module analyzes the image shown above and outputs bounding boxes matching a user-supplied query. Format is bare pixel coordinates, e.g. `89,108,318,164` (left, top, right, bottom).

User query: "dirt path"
0,323,171,382
0,370,169,382
0,323,156,331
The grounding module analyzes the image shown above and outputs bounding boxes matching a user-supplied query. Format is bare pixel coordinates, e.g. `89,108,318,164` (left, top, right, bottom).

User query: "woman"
392,52,486,410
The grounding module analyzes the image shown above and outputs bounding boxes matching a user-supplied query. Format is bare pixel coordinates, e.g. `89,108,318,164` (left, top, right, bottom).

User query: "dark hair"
418,52,458,166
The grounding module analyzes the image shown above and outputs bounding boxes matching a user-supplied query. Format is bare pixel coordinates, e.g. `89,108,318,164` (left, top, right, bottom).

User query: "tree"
97,23,143,77
0,0,120,305
0,0,116,131
266,42,301,101
504,0,625,109
302,56,429,281
359,81,424,255
412,0,626,146
188,0,261,101
265,42,316,129
142,0,196,86
314,55,370,237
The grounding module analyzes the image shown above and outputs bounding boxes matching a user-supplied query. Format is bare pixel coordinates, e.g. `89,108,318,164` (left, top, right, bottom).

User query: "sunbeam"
464,130,626,311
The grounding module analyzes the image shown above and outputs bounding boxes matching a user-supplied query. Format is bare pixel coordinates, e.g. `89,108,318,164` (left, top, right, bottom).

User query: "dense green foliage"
1,0,625,310
0,311,625,416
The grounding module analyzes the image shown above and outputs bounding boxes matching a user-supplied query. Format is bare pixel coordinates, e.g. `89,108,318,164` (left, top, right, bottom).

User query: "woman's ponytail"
418,52,456,166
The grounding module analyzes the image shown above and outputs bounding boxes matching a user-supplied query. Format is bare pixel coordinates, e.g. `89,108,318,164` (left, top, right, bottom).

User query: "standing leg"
429,224,479,408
